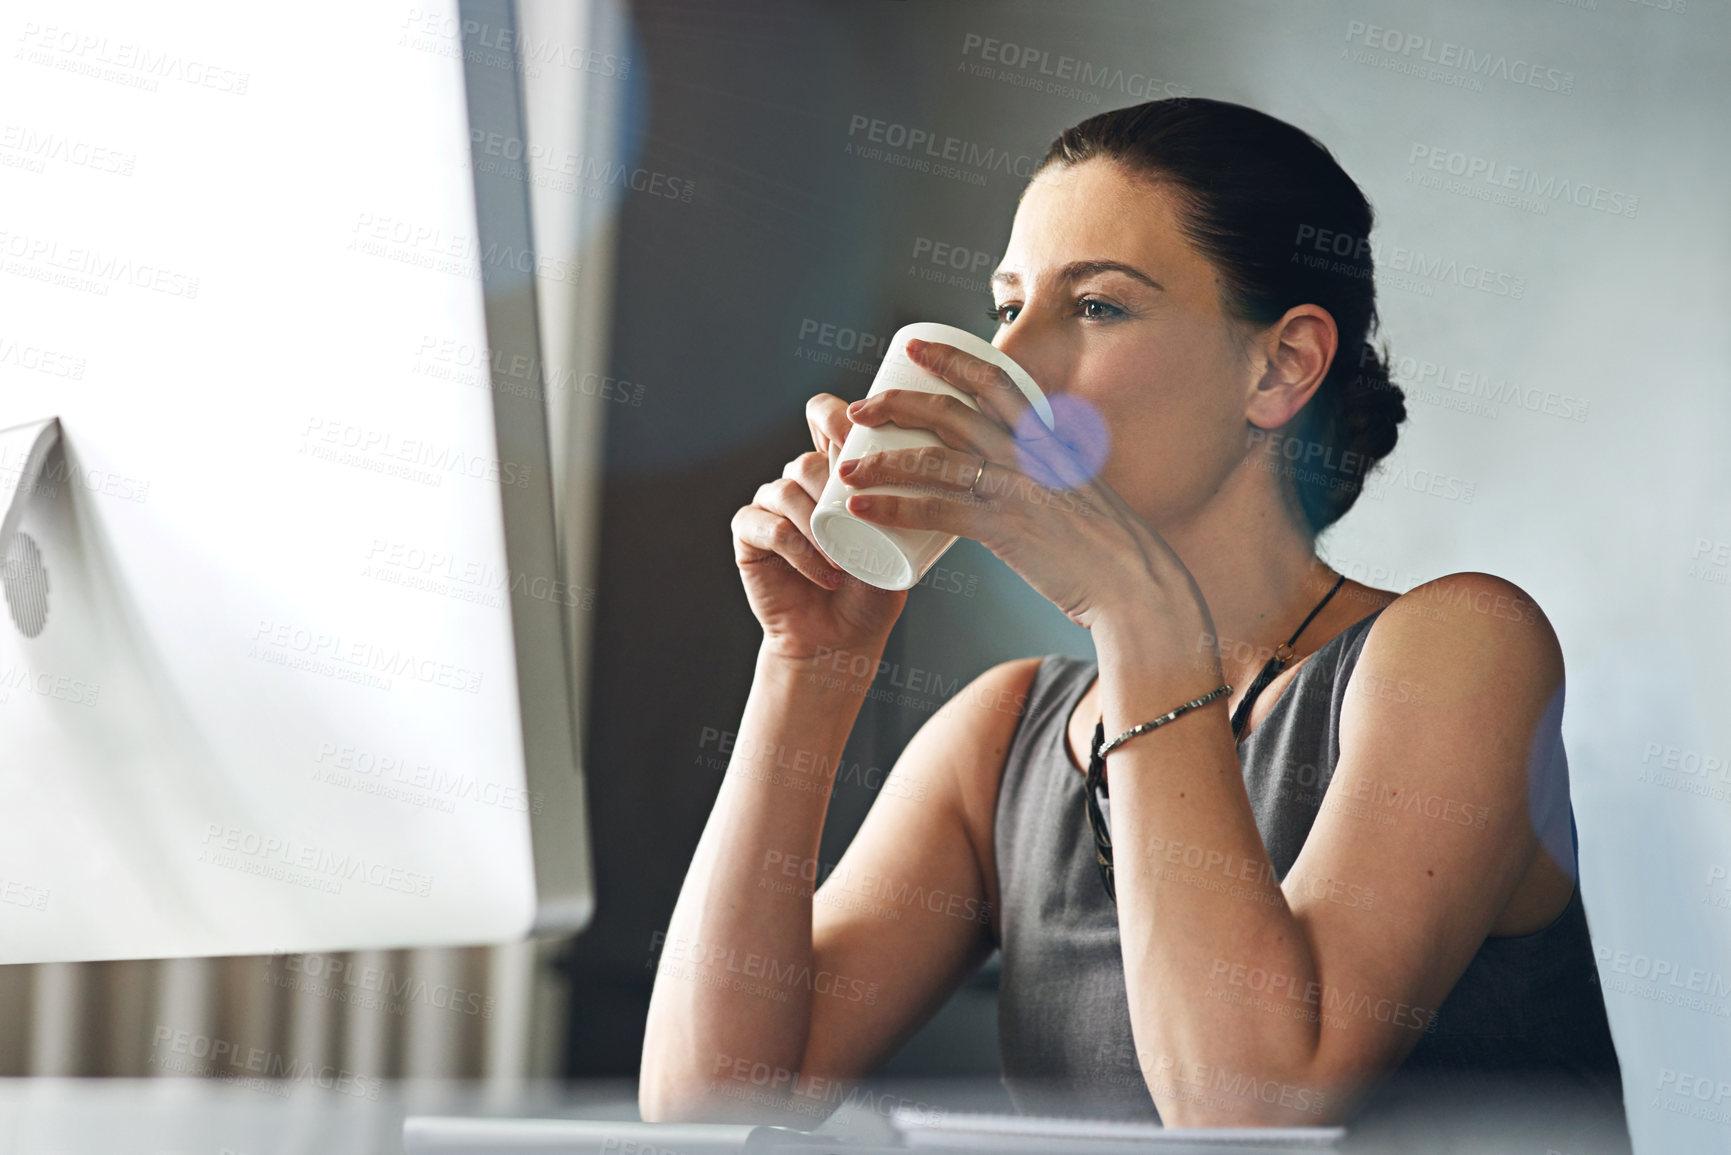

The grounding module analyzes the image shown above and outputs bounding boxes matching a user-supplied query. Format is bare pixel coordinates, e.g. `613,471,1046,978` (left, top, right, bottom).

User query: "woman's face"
990,158,1261,534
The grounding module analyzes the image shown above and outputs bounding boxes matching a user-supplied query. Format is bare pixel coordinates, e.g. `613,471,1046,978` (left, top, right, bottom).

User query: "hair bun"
1289,339,1407,532
1340,339,1407,467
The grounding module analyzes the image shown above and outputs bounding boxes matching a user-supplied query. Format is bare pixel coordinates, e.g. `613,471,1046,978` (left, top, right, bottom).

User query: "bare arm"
639,649,1038,1123
638,640,872,1122
639,389,1036,1121
798,656,1038,1084
1100,572,1567,1124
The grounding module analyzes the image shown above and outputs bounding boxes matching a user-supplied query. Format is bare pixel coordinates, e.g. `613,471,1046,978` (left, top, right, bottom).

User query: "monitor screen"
0,0,592,962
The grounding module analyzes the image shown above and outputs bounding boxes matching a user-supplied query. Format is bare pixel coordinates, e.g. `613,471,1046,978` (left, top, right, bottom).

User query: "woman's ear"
1244,304,1338,430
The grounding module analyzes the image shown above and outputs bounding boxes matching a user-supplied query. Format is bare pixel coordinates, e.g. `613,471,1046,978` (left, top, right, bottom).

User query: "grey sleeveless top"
992,608,1622,1121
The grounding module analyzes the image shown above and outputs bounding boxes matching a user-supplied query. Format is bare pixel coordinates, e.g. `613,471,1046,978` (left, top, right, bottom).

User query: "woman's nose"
993,320,1065,397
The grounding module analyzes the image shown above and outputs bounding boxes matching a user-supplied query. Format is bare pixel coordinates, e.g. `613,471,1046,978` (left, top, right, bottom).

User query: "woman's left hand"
839,337,1202,634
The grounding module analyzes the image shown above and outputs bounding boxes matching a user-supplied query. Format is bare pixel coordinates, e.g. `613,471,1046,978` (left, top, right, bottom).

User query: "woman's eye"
987,299,1119,324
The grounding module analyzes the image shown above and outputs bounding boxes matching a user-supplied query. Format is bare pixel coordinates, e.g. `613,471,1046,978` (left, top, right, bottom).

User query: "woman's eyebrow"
989,260,1166,295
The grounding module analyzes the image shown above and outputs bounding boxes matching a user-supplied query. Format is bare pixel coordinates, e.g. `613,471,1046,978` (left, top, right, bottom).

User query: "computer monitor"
0,0,593,962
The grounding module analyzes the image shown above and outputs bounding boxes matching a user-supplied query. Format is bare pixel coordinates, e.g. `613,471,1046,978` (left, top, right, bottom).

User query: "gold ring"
968,457,987,496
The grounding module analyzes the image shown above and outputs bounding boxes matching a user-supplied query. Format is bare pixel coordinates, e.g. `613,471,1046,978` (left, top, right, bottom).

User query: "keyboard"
402,1111,1345,1154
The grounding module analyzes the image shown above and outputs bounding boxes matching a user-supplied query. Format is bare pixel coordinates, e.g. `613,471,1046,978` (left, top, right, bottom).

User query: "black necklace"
1083,572,1348,901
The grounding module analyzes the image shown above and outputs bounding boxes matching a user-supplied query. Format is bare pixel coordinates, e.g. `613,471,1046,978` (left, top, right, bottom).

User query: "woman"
639,98,1620,1127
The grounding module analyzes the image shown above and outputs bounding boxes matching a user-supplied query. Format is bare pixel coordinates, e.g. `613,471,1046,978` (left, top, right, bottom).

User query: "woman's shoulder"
1326,574,1563,758
918,655,1068,930
1363,571,1561,674
1380,571,1550,626
922,656,1048,793
952,653,1095,712
1340,571,1565,814
932,654,1094,800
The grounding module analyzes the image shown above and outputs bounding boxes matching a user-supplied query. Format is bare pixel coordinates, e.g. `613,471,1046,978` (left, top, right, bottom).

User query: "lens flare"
1015,394,1110,490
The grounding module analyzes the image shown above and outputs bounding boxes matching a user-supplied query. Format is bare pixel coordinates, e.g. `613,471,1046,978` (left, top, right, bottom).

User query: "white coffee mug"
810,322,1056,591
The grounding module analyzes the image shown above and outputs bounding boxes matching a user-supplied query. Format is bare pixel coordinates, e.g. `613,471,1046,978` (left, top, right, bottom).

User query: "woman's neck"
1156,491,1340,690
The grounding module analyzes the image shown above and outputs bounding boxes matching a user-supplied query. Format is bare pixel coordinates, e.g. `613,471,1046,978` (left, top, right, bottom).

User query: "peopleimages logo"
649,930,881,1006
200,823,435,898
150,1027,381,1099
1406,144,1639,219
1594,945,1731,1016
15,22,251,95
249,619,484,696
0,228,200,299
1289,224,1528,300
346,211,580,285
0,333,87,379
469,129,694,204
0,124,136,176
1374,346,1591,424
845,114,1040,181
300,416,531,489
399,8,631,80
1343,20,1575,94
276,952,495,1019
957,33,1189,102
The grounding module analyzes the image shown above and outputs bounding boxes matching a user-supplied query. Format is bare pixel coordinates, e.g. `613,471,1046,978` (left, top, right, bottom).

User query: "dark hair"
1037,98,1406,536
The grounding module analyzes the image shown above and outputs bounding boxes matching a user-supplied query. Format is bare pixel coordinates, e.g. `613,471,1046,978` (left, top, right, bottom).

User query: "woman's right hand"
731,393,909,662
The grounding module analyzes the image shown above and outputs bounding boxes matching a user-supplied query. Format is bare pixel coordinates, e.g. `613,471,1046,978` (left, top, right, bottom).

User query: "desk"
0,1076,1631,1155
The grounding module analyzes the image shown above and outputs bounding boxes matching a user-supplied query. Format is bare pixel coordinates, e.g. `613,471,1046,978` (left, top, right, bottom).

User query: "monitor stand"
0,417,62,560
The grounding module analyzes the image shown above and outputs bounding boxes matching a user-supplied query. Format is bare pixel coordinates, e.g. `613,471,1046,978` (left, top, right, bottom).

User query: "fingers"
805,393,853,457
841,447,1098,541
845,389,1017,462
783,450,831,503
841,485,991,546
839,443,986,497
732,476,841,588
754,474,820,554
858,370,1092,492
900,340,1091,486
904,339,1034,434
